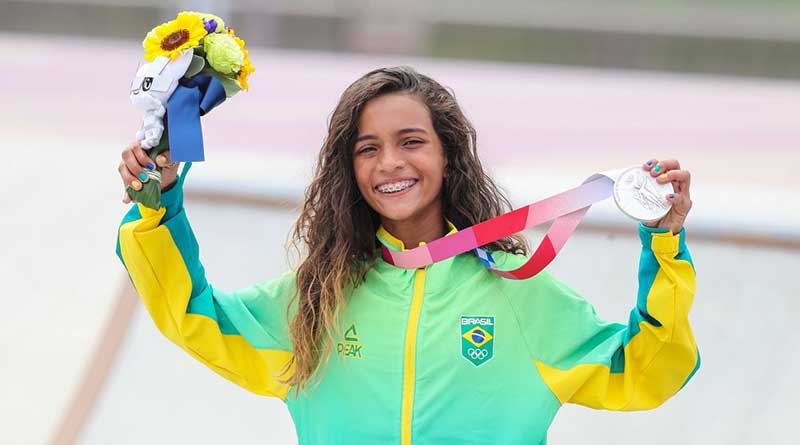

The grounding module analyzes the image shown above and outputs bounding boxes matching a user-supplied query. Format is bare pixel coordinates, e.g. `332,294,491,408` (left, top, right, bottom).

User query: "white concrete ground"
0,33,797,444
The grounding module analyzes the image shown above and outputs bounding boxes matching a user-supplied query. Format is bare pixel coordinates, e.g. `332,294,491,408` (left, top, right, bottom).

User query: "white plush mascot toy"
129,49,193,149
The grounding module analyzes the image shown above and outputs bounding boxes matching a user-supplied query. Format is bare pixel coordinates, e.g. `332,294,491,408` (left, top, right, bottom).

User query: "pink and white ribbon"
381,170,627,280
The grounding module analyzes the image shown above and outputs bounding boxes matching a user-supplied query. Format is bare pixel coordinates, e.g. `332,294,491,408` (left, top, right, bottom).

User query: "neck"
382,209,446,249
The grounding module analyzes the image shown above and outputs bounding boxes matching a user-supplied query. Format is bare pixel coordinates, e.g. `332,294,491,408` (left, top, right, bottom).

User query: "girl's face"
353,93,447,227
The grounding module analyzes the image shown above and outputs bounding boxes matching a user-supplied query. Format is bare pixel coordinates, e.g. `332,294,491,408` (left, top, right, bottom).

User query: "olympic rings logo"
467,348,489,360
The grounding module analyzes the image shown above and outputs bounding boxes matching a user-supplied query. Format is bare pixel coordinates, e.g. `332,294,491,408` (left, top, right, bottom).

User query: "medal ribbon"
380,173,619,280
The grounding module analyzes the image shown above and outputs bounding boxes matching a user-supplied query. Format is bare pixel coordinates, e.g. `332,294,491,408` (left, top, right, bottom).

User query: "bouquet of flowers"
127,11,255,209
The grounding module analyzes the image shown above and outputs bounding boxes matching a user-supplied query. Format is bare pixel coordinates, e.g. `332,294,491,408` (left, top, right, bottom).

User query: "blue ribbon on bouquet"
166,75,227,162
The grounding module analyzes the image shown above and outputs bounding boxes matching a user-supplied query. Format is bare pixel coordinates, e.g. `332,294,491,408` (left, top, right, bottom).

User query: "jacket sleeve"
504,223,700,411
115,164,295,399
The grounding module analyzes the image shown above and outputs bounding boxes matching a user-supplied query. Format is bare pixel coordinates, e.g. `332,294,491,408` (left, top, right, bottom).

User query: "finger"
122,147,151,183
122,190,132,204
657,169,691,199
666,192,692,216
156,150,177,168
649,158,681,176
131,143,156,171
655,169,690,185
642,158,658,172
118,161,143,191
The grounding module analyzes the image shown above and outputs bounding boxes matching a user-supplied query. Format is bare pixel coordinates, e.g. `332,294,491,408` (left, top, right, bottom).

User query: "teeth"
377,179,416,193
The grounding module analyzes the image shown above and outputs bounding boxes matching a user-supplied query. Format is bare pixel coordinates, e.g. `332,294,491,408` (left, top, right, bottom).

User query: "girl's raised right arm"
116,143,295,399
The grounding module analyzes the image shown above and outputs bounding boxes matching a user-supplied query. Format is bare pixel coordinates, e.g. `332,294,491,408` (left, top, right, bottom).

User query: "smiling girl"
117,66,699,444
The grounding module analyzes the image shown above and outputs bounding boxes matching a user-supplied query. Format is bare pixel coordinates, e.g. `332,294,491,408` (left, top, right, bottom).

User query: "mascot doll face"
129,49,193,148
130,49,193,106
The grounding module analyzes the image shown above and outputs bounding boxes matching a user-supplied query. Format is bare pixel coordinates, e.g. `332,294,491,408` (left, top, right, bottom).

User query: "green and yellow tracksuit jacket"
116,170,700,445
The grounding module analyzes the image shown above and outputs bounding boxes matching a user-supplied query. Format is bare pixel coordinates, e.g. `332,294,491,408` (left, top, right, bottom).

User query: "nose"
377,145,405,172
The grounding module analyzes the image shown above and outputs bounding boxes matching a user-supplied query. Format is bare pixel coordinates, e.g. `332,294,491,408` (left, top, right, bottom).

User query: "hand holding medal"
122,11,254,209
640,158,693,235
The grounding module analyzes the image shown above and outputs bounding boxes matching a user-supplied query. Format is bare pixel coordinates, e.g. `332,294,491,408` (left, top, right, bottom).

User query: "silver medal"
612,166,674,222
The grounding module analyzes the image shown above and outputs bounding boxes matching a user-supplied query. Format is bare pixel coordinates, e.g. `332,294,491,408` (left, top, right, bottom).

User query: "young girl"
116,66,698,445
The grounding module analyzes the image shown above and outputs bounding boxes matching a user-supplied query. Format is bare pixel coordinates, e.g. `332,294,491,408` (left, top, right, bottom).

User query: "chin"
375,205,418,223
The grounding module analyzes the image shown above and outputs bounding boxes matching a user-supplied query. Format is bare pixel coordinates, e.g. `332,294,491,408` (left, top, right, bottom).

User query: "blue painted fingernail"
646,160,653,166
654,165,661,173
146,162,155,170
139,172,148,181
669,193,675,199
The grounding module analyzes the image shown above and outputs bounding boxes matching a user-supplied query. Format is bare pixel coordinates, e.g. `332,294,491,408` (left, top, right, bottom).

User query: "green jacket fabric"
116,170,700,445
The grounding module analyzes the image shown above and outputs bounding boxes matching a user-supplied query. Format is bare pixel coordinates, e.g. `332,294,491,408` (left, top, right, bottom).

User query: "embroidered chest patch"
460,315,495,366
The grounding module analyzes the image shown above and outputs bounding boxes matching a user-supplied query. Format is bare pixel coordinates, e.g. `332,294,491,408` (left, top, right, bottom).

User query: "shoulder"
265,269,298,297
233,269,298,305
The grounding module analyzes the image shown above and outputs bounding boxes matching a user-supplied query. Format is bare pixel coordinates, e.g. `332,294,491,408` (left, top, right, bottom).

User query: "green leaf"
199,66,242,98
185,54,206,78
126,172,162,210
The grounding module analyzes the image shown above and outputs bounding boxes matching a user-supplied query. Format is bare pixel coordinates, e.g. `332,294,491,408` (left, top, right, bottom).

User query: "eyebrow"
355,127,428,143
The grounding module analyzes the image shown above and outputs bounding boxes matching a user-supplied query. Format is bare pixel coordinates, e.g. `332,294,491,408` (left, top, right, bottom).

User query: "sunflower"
229,30,255,91
143,12,208,61
237,58,255,91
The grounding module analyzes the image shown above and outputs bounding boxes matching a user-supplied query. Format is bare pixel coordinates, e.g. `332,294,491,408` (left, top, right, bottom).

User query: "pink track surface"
2,34,798,189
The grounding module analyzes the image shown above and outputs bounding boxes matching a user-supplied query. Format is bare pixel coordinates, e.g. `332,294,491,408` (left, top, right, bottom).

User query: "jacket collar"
371,219,486,297
376,220,459,252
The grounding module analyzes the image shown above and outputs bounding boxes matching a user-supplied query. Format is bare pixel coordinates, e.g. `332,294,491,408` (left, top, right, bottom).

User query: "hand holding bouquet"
125,11,254,209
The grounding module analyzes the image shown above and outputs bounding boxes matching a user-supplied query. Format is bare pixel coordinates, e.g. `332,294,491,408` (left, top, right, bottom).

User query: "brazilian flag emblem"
460,316,495,366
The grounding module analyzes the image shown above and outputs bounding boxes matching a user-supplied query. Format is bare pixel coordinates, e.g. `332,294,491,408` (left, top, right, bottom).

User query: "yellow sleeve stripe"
181,314,294,398
119,204,293,399
534,322,698,410
534,230,698,411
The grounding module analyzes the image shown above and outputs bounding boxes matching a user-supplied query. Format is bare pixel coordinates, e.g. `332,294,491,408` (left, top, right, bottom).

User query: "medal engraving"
613,167,673,222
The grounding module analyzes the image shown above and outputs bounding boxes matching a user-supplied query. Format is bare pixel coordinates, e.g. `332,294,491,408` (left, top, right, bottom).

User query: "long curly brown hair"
282,66,528,395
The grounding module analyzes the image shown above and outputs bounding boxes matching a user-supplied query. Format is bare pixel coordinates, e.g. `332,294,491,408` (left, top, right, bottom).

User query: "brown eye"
358,146,376,154
404,140,423,146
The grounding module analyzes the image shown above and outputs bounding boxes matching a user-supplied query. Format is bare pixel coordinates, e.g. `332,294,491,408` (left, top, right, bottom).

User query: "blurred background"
0,0,797,444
